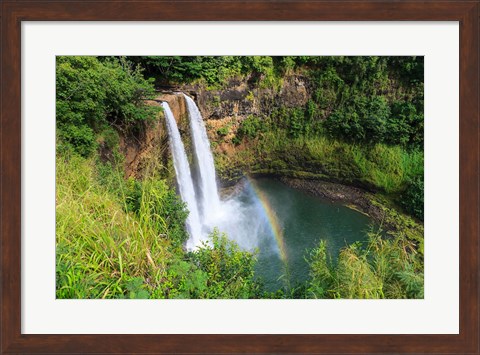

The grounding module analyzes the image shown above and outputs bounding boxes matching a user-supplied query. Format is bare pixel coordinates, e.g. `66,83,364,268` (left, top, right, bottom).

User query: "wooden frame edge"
1,1,478,354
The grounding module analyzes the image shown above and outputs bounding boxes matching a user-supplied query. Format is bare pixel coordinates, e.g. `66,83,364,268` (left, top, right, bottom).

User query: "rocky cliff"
119,93,189,179
178,74,311,158
119,73,312,179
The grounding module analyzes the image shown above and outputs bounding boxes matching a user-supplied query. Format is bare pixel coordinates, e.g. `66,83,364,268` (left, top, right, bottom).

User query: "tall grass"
56,153,261,299
307,229,424,299
56,154,171,298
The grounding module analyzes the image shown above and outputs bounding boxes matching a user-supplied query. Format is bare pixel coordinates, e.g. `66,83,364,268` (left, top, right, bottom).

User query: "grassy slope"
56,154,171,298
56,153,261,299
216,129,423,194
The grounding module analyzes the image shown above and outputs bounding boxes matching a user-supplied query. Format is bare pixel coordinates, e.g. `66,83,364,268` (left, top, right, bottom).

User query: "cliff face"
118,74,311,179
119,93,189,179
188,74,310,121
180,74,311,157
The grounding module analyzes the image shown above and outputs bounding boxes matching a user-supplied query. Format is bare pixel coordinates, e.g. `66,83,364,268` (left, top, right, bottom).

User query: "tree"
56,56,158,156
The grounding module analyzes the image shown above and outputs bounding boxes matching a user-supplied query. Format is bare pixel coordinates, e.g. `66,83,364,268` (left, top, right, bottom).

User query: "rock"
119,113,168,180
278,75,309,108
119,93,190,180
174,73,311,122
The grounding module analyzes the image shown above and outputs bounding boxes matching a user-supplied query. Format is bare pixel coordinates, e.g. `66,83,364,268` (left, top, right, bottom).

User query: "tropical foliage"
56,55,424,299
56,56,158,156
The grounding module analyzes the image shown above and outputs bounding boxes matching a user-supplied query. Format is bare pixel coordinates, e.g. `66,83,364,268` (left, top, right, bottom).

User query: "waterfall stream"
164,95,264,251
162,102,203,249
184,94,221,223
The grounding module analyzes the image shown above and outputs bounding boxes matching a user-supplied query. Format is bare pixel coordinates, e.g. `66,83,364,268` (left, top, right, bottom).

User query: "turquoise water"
248,178,372,292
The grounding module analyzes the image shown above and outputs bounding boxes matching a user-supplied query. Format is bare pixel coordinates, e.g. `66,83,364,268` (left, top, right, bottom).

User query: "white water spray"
162,102,202,249
184,94,221,223
164,95,265,251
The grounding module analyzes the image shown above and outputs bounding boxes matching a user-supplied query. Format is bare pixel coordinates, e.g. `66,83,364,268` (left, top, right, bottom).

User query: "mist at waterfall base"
164,97,372,292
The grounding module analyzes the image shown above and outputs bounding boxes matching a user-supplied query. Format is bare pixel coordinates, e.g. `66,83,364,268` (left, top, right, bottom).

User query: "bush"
217,126,230,137
306,240,333,298
130,56,246,86
237,115,265,140
56,56,158,156
401,176,424,220
363,96,390,143
324,96,390,145
57,124,96,157
128,178,190,248
324,109,365,142
386,101,423,148
189,230,261,298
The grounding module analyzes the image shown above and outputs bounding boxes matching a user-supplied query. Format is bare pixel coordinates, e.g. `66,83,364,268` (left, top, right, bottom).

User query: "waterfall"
162,102,202,249
164,94,257,251
184,94,221,223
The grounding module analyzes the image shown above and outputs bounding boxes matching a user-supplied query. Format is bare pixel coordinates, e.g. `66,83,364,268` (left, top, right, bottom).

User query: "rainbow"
245,177,288,263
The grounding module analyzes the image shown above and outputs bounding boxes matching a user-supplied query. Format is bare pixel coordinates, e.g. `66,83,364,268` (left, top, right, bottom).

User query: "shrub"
237,115,265,140
217,125,230,137
56,56,158,156
127,178,189,248
306,240,333,298
363,96,390,143
401,176,424,220
324,96,390,145
189,230,261,298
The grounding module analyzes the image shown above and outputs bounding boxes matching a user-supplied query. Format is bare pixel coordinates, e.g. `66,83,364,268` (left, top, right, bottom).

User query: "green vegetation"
56,56,262,299
236,115,267,141
307,230,423,299
401,176,424,221
216,126,230,137
219,129,423,196
56,55,424,299
210,56,425,220
189,231,261,298
56,154,261,299
56,56,159,157
56,153,169,299
128,56,284,88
